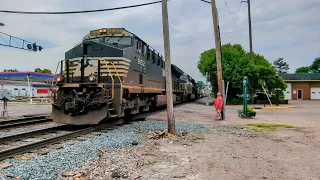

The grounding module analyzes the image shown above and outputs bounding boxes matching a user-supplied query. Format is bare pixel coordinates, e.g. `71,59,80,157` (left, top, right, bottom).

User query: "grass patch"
247,123,294,132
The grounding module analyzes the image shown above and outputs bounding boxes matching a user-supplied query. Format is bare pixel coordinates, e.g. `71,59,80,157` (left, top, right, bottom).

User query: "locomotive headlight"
88,74,96,82
56,76,63,82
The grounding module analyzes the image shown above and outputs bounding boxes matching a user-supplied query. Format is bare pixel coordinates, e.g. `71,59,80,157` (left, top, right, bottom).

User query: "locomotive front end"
51,58,110,125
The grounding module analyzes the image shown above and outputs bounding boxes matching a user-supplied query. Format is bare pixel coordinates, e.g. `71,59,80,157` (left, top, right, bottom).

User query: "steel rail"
0,116,52,128
0,125,66,143
0,119,124,161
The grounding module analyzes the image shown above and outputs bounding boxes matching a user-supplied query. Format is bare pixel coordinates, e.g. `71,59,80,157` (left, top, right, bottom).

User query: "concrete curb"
254,106,296,109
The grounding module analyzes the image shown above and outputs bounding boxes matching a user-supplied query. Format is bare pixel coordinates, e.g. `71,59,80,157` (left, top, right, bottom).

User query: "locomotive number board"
90,28,123,36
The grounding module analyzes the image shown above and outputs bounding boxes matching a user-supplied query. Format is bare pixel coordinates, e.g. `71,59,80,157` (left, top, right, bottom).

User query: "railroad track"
0,101,194,161
0,118,124,161
0,115,52,129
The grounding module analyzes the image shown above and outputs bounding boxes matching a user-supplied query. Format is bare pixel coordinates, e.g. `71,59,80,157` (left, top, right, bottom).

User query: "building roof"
0,72,57,82
280,73,320,81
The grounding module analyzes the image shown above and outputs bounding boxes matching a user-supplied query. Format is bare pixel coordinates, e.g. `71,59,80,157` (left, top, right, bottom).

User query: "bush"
247,106,254,112
227,98,242,105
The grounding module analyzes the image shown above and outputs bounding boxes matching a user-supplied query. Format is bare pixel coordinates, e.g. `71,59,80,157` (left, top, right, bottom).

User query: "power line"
223,0,245,44
230,0,242,43
0,0,163,14
200,0,245,45
200,0,211,4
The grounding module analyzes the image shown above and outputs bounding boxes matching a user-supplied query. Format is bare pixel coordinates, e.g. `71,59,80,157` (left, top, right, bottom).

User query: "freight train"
51,28,200,125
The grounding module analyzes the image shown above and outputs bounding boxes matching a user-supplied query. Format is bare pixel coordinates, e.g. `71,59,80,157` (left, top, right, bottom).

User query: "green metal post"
243,76,248,114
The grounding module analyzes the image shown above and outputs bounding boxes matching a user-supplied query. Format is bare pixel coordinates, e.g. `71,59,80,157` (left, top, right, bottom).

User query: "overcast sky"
0,0,319,81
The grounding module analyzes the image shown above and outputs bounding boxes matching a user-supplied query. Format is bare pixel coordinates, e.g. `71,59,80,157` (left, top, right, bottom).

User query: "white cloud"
0,0,319,82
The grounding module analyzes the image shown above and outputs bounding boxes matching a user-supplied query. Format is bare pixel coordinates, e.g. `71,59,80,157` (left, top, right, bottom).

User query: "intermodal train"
51,28,200,125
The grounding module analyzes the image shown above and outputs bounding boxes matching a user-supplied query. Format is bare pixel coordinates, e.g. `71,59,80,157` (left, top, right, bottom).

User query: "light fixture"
56,76,63,82
88,74,96,82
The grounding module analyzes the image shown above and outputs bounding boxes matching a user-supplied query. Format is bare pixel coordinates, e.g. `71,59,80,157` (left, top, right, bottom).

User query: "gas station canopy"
0,72,57,82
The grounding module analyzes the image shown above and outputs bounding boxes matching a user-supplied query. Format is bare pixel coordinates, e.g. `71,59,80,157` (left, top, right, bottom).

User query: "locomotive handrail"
101,59,114,101
109,61,123,103
51,60,63,89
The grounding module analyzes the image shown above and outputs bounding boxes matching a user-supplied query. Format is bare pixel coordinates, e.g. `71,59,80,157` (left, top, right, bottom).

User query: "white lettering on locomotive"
137,58,146,67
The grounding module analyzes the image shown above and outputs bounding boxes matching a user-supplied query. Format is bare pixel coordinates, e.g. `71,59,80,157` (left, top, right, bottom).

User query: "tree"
273,57,289,74
3,69,18,72
34,68,52,74
295,57,320,74
295,66,313,74
311,57,320,73
197,43,287,103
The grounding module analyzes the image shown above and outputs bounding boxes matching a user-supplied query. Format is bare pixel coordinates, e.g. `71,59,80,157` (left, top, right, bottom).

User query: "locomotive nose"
65,40,124,59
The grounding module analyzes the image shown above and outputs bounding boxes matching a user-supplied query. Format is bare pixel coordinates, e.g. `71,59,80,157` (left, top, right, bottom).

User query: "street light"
0,22,4,26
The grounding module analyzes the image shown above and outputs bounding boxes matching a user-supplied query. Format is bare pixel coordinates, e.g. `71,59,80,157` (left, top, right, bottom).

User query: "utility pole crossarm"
0,32,43,51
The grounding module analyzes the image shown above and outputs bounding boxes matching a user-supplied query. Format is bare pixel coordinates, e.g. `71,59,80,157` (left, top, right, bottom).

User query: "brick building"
280,73,320,100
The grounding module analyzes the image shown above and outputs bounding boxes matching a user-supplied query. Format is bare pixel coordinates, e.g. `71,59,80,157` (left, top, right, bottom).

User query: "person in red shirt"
214,92,223,120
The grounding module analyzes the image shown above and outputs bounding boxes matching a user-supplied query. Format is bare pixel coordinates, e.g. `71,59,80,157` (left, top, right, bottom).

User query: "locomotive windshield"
90,36,132,46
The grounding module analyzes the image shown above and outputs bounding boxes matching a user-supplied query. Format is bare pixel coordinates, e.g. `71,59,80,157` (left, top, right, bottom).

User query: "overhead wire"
199,0,211,4
223,0,245,44
0,0,163,14
199,0,245,45
238,0,254,47
230,0,242,43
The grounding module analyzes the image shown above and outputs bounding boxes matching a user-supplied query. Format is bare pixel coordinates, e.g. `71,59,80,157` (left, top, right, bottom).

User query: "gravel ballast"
0,120,210,180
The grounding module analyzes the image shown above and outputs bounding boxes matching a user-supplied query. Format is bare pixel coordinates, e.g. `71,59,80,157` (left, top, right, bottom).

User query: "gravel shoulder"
61,124,320,180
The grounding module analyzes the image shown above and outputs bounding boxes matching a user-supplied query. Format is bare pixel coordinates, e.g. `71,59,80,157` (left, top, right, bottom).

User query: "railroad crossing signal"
0,31,43,52
27,43,43,51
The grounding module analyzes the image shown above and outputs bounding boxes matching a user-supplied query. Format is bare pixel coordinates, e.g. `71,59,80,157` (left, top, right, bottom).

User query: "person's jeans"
216,110,221,120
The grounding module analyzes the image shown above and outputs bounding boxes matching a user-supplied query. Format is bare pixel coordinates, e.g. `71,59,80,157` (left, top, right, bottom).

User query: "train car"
51,28,198,125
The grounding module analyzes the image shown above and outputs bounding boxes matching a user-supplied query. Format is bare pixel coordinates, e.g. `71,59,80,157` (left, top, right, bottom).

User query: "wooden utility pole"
248,0,253,59
242,0,253,59
210,0,223,94
161,0,175,134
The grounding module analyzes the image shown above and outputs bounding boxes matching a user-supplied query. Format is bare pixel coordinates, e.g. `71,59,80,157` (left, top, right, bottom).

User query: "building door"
297,89,303,100
284,83,292,100
310,88,320,99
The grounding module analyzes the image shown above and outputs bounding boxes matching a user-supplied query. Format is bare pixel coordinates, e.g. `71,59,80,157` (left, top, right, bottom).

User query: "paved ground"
146,100,320,128
0,102,51,120
1,99,319,127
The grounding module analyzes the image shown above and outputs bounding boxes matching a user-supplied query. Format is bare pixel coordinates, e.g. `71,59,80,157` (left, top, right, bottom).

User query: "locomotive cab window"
152,50,156,63
147,46,150,61
142,44,147,57
157,53,161,66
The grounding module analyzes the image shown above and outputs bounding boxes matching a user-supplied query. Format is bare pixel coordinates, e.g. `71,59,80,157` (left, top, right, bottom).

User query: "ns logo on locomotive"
51,28,201,125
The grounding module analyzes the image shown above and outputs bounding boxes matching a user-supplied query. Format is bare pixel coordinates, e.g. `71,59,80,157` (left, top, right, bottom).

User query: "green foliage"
311,57,320,73
295,66,313,73
34,68,52,74
226,98,242,105
197,43,287,102
3,69,18,72
295,57,320,73
247,123,294,132
247,106,254,112
273,57,289,74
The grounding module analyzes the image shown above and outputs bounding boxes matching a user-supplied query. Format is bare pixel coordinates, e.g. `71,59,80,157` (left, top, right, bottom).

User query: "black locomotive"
51,28,200,125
